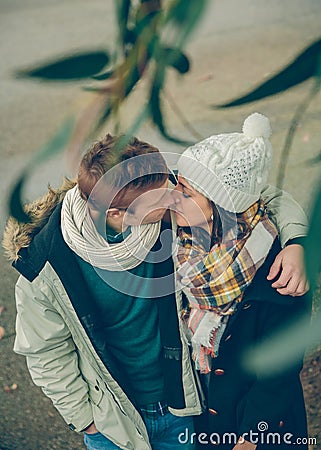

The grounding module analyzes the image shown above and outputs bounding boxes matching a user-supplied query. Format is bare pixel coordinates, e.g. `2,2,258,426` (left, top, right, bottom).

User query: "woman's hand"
267,244,309,296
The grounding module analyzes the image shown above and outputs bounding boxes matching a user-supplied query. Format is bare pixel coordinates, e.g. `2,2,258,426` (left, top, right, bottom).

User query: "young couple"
3,112,310,450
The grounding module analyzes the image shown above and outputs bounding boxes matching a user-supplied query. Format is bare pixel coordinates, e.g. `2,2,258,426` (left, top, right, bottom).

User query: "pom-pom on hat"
177,113,273,213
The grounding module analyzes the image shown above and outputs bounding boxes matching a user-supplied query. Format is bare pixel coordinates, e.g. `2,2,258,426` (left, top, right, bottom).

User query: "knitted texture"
177,113,273,212
61,185,161,271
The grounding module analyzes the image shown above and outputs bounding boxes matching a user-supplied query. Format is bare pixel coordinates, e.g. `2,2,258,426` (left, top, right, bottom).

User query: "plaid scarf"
174,200,278,373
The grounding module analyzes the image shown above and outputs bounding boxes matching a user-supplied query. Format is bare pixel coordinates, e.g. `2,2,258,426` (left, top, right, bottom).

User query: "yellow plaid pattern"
175,199,278,373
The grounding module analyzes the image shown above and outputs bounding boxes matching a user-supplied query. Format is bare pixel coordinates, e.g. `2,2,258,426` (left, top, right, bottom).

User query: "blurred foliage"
9,119,74,222
215,37,321,108
305,183,321,293
10,0,208,222
16,52,110,80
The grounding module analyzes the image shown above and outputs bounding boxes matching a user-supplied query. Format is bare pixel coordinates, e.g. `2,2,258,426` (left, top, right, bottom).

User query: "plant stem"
164,89,203,141
277,79,321,190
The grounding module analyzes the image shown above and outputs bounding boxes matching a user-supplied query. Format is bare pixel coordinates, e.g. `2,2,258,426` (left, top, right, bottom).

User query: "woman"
172,113,311,450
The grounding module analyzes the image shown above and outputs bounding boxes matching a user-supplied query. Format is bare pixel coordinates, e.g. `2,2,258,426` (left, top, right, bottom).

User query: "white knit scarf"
60,186,161,271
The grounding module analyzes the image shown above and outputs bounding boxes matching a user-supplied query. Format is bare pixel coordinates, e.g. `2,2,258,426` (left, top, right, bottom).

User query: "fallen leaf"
198,73,213,82
0,326,5,339
3,383,18,393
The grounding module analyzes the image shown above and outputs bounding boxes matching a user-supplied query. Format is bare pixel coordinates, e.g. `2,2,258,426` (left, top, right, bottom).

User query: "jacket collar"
13,204,97,318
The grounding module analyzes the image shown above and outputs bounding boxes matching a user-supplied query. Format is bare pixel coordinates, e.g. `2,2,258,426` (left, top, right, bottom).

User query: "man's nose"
169,189,181,205
161,191,175,208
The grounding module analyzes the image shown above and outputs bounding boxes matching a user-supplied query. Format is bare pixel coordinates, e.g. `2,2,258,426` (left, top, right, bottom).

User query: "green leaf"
8,118,74,223
95,104,112,132
307,149,321,165
163,47,190,74
168,0,208,48
82,86,111,92
170,0,207,28
133,1,162,48
150,81,165,132
92,69,115,81
117,0,131,24
9,175,31,223
93,61,143,132
16,51,110,81
115,0,131,41
305,180,321,291
28,118,75,166
124,65,142,97
150,72,193,146
216,37,321,108
243,311,317,376
114,106,150,151
123,29,137,46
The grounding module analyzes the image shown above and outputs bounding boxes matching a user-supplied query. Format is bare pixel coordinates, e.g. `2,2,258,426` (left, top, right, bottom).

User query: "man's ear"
106,208,126,219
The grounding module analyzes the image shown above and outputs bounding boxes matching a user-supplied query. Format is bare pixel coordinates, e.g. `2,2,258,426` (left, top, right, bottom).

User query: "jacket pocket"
88,380,104,406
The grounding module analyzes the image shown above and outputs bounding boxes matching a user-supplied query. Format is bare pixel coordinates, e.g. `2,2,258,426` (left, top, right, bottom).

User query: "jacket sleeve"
261,184,308,248
13,275,94,432
237,296,311,437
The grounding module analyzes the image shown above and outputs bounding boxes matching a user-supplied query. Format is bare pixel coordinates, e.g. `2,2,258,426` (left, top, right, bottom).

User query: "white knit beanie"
177,112,273,213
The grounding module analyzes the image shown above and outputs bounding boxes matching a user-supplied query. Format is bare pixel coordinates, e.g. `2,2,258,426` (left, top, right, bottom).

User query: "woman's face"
172,175,213,228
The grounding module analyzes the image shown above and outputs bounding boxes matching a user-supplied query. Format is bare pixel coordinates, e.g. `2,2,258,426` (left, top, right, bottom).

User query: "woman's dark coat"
194,240,311,450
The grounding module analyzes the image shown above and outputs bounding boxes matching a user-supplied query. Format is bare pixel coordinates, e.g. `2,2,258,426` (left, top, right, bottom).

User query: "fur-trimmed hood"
2,178,76,262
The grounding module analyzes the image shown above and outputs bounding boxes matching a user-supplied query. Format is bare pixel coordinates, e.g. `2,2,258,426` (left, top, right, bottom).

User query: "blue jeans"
84,412,195,449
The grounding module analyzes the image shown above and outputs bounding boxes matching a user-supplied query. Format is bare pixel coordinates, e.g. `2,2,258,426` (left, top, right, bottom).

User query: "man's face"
123,180,173,226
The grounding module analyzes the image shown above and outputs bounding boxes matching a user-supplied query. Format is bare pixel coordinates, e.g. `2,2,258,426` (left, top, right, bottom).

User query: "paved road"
1,1,321,449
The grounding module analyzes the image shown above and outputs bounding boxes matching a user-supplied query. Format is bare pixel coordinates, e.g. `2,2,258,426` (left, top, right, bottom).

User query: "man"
3,134,308,450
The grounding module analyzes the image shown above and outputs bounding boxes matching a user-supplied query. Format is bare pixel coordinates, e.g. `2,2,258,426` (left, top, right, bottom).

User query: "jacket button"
208,408,218,415
214,369,225,376
242,303,251,310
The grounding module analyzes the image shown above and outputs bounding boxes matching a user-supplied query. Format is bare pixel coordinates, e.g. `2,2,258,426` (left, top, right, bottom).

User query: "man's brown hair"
78,134,169,209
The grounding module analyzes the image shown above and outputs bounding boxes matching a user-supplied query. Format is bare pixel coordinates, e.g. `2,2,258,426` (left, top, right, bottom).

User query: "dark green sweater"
75,226,165,406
